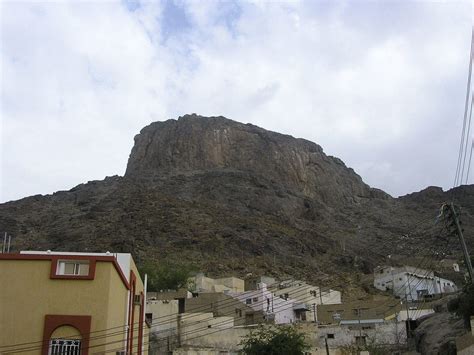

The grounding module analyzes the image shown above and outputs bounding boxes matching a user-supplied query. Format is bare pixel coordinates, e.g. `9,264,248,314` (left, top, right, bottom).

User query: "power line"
465,140,474,184
1,281,333,353
454,27,474,190
2,283,332,354
461,93,474,183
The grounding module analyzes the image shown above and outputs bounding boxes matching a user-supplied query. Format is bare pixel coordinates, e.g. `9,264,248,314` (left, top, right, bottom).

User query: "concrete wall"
173,321,405,355
214,277,245,292
317,299,401,325
317,321,406,351
147,300,179,354
190,275,244,293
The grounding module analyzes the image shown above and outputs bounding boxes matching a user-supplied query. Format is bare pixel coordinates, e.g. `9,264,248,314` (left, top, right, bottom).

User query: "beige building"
189,274,245,293
146,299,179,354
0,251,148,355
185,292,266,326
317,299,401,325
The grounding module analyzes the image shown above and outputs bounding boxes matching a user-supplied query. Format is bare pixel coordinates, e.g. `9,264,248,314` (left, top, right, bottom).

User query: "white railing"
48,339,81,355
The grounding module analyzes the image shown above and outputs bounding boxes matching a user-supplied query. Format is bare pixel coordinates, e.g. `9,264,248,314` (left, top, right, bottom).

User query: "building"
185,292,266,326
0,251,148,355
318,320,407,352
317,299,402,325
228,282,296,324
374,266,457,301
146,298,180,354
148,288,192,314
273,280,342,323
189,273,245,293
244,275,277,291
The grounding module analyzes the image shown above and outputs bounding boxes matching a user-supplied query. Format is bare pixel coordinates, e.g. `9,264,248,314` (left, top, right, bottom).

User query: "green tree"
239,325,310,355
139,260,194,292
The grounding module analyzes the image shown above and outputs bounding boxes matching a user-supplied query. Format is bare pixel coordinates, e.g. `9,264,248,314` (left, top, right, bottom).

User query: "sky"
0,0,473,203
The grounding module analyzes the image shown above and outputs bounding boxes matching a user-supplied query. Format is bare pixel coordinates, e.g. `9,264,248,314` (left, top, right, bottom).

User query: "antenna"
1,232,12,253
2,232,6,253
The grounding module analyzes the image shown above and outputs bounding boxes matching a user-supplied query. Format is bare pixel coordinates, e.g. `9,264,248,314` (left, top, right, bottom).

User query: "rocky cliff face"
125,115,386,206
0,114,472,289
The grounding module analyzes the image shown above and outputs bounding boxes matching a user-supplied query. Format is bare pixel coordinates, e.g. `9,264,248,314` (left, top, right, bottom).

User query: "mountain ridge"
1,114,472,292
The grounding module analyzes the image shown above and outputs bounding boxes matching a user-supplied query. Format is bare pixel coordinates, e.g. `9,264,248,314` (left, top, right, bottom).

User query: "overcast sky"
1,0,472,203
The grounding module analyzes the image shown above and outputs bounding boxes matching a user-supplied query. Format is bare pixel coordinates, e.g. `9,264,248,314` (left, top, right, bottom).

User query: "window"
246,298,252,305
235,309,242,317
252,297,259,302
327,334,335,339
145,313,152,324
48,339,81,355
57,261,90,276
355,336,366,346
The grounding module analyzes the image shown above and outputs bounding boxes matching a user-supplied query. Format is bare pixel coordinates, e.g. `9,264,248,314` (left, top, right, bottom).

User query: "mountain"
1,114,472,291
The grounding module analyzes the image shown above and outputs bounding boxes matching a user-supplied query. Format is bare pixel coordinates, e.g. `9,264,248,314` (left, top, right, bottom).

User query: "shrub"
239,325,309,355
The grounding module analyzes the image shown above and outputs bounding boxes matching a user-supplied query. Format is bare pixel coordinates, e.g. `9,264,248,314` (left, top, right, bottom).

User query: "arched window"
42,315,91,355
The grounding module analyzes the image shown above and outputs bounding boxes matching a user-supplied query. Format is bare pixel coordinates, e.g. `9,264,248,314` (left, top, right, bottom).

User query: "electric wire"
465,140,474,184
454,27,474,189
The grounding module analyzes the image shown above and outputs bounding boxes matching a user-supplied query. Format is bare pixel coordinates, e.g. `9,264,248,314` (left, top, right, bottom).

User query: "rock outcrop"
125,115,386,206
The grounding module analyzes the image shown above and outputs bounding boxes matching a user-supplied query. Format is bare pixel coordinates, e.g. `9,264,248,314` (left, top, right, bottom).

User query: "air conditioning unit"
116,351,126,355
134,294,142,305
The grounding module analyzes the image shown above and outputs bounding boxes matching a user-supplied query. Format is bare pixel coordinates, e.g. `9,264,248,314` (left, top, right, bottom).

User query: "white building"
228,283,296,324
273,280,341,323
374,266,457,301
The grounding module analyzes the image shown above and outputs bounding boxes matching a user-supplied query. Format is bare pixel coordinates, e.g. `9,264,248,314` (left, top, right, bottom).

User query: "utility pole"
446,203,474,283
404,296,411,338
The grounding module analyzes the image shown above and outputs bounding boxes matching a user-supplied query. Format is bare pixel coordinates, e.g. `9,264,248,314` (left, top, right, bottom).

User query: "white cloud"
1,0,472,202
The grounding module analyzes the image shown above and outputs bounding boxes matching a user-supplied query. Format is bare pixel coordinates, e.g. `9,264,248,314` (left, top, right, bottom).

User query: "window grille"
48,339,81,355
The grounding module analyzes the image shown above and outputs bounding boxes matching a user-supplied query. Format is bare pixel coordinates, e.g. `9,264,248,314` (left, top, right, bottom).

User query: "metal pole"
325,336,329,355
142,273,147,355
449,203,474,282
2,232,6,253
7,235,11,253
405,297,411,338
358,308,362,347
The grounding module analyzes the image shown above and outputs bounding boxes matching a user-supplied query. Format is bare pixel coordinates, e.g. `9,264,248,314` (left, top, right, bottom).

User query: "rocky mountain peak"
125,114,384,205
